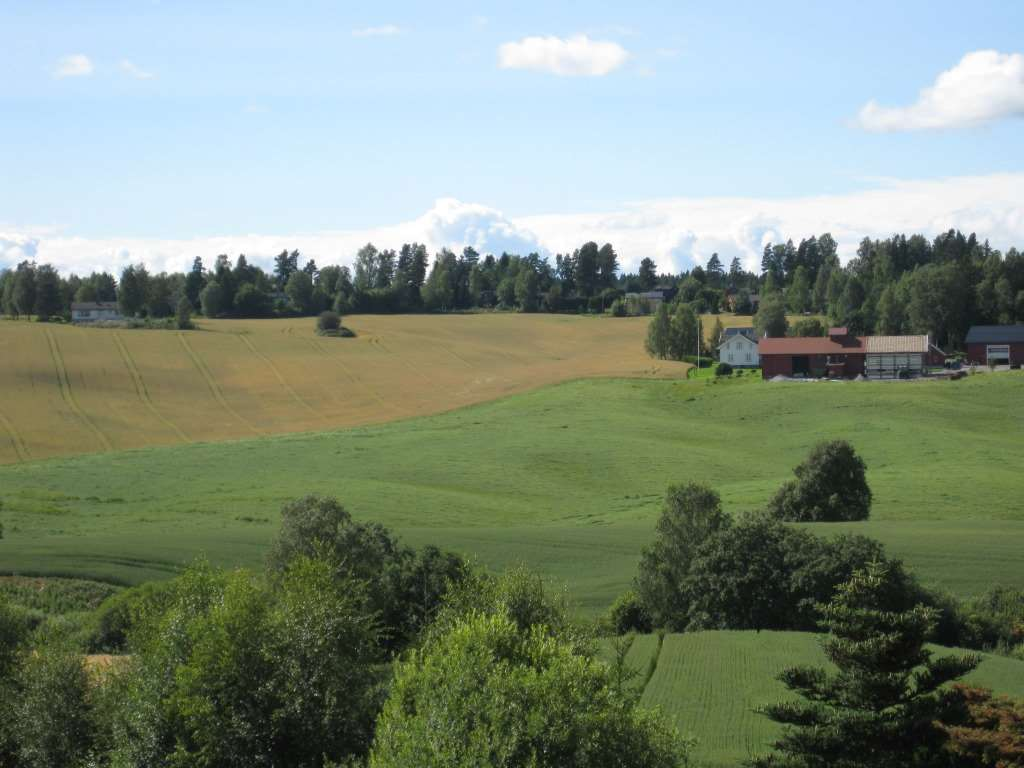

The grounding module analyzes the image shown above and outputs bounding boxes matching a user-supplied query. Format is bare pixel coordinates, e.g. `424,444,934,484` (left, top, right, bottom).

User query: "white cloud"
858,50,1024,132
352,25,401,38
53,54,94,78
498,34,629,77
119,59,154,79
3,174,1024,278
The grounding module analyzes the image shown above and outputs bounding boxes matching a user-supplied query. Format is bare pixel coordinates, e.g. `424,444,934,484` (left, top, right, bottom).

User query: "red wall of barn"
760,354,865,379
967,342,1024,365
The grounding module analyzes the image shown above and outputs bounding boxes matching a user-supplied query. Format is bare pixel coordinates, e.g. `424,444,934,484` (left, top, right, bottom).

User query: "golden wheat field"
0,313,695,464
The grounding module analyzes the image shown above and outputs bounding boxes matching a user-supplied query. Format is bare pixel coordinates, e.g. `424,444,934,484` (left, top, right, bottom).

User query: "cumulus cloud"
418,198,543,256
352,25,401,38
858,50,1024,131
498,34,629,76
53,54,94,78
119,59,154,79
3,174,1024,278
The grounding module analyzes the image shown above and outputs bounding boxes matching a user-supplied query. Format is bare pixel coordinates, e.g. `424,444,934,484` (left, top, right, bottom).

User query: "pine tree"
755,562,978,768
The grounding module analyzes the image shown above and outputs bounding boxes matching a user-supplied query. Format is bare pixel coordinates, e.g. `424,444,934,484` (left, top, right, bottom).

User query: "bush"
610,298,627,317
84,580,175,653
268,495,467,651
767,440,872,522
317,310,341,332
110,557,381,767
13,638,98,768
175,295,193,330
714,362,733,377
607,590,652,634
684,513,920,632
369,612,689,768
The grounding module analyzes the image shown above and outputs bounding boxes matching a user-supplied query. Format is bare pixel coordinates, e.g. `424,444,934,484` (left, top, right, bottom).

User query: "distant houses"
965,325,1024,367
757,327,945,380
71,301,123,323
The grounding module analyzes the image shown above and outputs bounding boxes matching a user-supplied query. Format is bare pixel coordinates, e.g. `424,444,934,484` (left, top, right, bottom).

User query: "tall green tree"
575,242,600,297
645,302,672,359
184,257,206,309
635,482,729,630
638,257,658,290
118,264,150,317
273,249,298,288
754,293,788,338
285,270,315,314
33,264,63,320
597,243,619,288
668,301,701,360
786,265,811,313
755,562,978,768
199,280,224,318
12,262,36,317
515,267,539,312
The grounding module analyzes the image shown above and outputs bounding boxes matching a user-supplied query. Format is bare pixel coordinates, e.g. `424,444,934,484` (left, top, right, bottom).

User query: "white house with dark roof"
717,330,759,368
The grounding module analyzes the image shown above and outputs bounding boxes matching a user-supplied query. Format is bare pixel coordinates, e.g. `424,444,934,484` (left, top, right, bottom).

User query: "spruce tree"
755,562,978,768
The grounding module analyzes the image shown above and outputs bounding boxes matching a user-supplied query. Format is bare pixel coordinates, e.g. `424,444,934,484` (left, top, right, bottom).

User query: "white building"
717,330,759,368
71,302,123,323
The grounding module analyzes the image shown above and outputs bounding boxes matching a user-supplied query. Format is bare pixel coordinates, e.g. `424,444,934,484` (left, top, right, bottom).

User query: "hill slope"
0,314,686,464
1,374,1022,608
601,630,1024,767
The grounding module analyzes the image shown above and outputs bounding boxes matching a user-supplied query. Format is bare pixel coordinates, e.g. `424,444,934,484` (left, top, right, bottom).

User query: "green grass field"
600,630,1024,767
1,371,1022,613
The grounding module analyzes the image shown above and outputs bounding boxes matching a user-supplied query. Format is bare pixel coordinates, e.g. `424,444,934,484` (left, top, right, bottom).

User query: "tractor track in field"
367,335,435,386
641,632,666,695
306,337,401,416
236,334,318,415
0,408,30,462
177,333,264,437
113,333,191,443
45,329,113,452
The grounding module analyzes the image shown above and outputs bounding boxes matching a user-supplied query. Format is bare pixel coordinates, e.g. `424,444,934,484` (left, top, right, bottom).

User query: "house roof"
717,332,758,350
965,325,1024,344
759,336,866,355
71,302,119,310
723,326,755,337
865,335,930,354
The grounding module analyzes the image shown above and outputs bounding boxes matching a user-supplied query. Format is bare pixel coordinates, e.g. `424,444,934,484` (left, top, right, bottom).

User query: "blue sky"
2,0,1024,274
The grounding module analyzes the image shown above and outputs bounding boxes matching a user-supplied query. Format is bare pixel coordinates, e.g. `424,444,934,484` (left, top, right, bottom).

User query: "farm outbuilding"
758,328,866,379
965,325,1024,367
864,335,941,379
71,302,122,323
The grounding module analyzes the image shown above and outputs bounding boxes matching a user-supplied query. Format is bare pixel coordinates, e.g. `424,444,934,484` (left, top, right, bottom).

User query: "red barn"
965,325,1024,366
758,327,866,379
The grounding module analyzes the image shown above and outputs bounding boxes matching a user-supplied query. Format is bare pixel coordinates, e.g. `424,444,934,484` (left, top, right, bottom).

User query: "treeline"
0,241,628,321
747,230,1024,347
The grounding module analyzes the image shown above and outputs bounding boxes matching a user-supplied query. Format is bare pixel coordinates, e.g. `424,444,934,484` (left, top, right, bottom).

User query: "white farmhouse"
717,327,759,368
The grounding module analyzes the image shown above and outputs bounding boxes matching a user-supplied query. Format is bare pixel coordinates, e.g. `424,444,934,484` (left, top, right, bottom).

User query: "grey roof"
965,325,1024,344
71,302,119,311
717,332,758,350
723,326,756,338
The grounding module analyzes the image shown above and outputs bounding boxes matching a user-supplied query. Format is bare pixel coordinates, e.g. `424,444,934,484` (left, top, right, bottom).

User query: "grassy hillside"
601,630,1024,767
0,313,689,464
1,373,1022,609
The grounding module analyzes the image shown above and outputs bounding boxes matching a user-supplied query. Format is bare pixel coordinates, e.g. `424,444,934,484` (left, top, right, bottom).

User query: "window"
746,352,751,362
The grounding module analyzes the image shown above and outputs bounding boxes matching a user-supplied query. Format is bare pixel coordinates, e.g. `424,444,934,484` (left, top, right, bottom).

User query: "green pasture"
1,372,1022,614
601,630,1024,767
